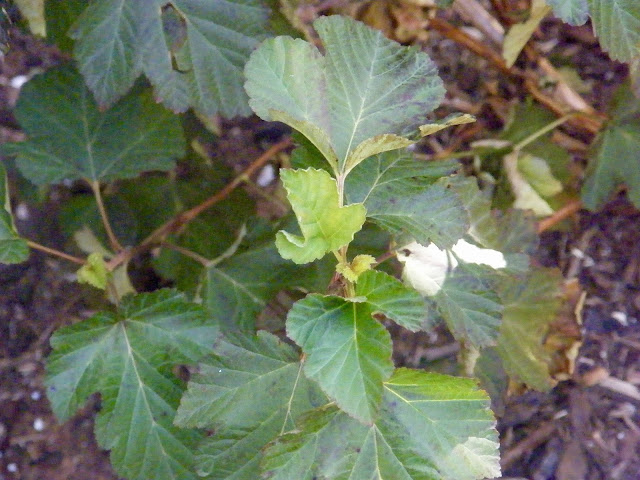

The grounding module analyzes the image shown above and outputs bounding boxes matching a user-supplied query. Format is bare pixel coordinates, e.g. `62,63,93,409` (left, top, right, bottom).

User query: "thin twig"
90,180,123,252
537,199,583,233
161,242,211,266
26,240,85,265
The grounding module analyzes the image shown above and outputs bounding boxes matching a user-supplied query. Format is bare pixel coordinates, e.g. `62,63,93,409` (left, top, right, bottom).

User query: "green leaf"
588,0,640,62
0,164,29,264
582,84,640,209
245,15,445,174
496,268,561,390
546,0,589,25
45,289,218,480
45,0,86,52
4,66,185,185
286,294,394,423
175,331,325,479
355,270,427,332
262,369,500,480
435,264,503,348
276,168,366,264
365,180,469,250
202,239,304,332
70,0,270,115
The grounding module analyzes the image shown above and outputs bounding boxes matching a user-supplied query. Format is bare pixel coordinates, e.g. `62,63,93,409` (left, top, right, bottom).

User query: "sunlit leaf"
46,289,218,480
286,294,394,423
262,369,500,480
276,168,366,264
245,15,446,174
4,66,185,185
15,0,45,36
503,0,552,68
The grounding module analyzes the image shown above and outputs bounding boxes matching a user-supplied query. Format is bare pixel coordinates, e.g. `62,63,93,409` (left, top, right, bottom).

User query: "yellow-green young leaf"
286,294,394,424
276,168,366,264
504,151,554,216
245,15,446,174
418,113,477,136
336,254,376,282
175,331,326,479
496,268,562,390
262,369,500,480
0,164,29,264
3,66,185,186
588,0,640,62
45,289,218,480
503,0,552,67
518,153,563,197
15,0,45,36
77,252,109,290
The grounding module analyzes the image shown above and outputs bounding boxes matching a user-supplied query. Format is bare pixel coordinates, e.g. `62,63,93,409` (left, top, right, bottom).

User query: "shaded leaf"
546,0,589,25
175,331,325,479
262,369,500,480
276,168,366,264
46,289,218,480
588,0,640,62
496,268,562,390
355,270,426,332
435,264,503,348
4,66,185,185
286,294,394,423
45,0,85,52
582,84,640,209
15,0,45,36
0,163,29,264
70,0,270,115
245,15,445,174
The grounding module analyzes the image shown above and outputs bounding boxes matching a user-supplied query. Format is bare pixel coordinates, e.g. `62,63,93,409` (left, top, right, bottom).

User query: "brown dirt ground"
1,2,640,480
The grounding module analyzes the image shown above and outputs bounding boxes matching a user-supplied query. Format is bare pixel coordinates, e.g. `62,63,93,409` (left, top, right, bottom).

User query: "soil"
1,2,640,480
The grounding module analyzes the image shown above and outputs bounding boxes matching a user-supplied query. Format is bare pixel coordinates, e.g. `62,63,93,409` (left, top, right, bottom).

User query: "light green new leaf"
546,0,589,25
175,332,325,479
245,15,445,174
582,85,640,209
588,0,640,62
276,168,366,264
0,164,29,264
45,289,218,480
287,294,394,424
4,66,185,185
435,264,503,348
262,369,500,480
496,269,561,390
355,270,427,332
503,0,552,68
71,0,270,115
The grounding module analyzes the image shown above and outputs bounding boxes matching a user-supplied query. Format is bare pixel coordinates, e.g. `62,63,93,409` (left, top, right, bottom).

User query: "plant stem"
26,240,85,265
514,114,575,151
161,242,211,266
90,180,123,252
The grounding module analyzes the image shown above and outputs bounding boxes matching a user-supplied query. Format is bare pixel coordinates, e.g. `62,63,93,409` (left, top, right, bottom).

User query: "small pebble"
611,311,628,326
33,418,45,431
15,203,29,221
7,463,17,473
10,75,28,89
30,390,41,401
256,164,276,186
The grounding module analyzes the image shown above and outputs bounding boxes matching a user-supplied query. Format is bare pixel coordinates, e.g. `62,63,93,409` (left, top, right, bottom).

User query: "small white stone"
30,390,41,401
10,75,29,89
33,418,45,431
7,463,17,473
15,203,29,221
617,431,625,440
570,248,585,259
256,164,276,186
611,311,628,326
